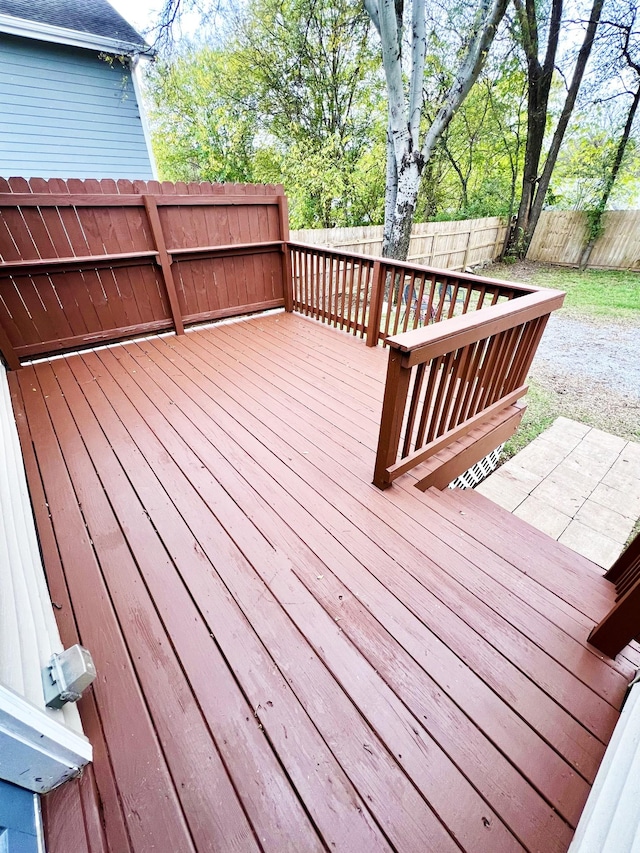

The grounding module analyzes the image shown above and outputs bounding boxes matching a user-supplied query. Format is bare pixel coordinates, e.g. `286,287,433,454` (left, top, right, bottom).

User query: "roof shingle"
0,0,148,50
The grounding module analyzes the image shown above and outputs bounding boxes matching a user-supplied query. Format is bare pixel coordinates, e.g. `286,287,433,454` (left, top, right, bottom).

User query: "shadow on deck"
10,312,638,853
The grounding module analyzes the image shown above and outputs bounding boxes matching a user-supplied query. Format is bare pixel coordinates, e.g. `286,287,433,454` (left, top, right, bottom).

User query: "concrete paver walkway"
476,417,640,569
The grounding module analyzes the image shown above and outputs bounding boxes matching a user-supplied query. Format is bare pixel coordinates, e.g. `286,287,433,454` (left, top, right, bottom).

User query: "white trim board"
0,685,91,793
569,682,640,852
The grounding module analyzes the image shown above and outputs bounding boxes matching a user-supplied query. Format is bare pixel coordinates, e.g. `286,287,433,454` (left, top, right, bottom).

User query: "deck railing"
372,289,565,490
589,532,640,658
288,241,538,346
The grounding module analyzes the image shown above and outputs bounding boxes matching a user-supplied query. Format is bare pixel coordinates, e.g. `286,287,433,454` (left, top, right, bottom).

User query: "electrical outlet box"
42,645,96,710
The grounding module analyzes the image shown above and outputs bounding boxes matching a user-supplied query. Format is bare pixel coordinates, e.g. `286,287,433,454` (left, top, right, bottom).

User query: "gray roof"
0,0,149,51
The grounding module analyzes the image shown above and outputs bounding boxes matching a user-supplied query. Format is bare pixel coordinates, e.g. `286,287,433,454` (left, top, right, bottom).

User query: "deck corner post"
366,259,384,347
142,194,185,335
277,196,294,312
373,348,411,489
0,321,20,371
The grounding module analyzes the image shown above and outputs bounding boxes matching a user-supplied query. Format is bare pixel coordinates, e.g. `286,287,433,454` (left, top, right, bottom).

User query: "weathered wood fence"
293,210,640,271
292,217,507,271
527,210,640,271
0,178,289,368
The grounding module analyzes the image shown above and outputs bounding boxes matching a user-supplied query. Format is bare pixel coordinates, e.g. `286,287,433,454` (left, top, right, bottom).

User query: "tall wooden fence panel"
0,178,287,364
526,210,640,270
291,217,508,270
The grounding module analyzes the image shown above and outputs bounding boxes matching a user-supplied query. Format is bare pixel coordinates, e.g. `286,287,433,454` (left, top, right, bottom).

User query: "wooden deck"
9,311,638,853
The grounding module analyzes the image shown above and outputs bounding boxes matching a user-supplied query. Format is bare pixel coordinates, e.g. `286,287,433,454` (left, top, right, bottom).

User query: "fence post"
142,195,184,335
373,348,412,489
462,226,472,271
366,260,384,346
277,195,294,312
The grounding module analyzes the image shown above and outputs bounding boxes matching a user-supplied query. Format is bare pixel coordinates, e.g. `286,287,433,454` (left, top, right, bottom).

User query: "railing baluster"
372,289,564,490
402,362,426,458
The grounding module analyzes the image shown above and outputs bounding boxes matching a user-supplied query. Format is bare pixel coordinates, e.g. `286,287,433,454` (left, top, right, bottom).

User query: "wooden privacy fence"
291,216,508,271
528,210,640,271
372,288,565,490
589,532,640,658
0,177,290,369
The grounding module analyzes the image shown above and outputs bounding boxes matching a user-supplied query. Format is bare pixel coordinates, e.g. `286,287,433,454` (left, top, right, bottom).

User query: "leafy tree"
234,0,384,226
579,2,640,266
147,47,258,183
364,0,510,259
506,0,604,257
147,0,386,227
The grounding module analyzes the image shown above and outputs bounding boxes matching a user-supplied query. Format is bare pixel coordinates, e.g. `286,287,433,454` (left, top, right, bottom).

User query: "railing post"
0,321,20,370
366,260,384,347
142,195,185,335
373,347,412,489
277,195,294,313
605,531,640,583
588,584,640,658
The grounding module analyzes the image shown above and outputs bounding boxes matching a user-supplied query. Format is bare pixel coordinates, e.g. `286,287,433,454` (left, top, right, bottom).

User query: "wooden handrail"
388,289,565,366
286,240,541,296
372,288,565,490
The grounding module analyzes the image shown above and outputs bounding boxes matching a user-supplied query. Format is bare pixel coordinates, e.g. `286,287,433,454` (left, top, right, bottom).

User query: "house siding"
0,34,154,179
0,359,81,733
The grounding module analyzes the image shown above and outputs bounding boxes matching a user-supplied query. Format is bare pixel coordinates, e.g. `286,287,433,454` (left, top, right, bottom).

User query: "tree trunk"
382,125,399,252
580,81,640,269
510,0,604,257
381,153,423,259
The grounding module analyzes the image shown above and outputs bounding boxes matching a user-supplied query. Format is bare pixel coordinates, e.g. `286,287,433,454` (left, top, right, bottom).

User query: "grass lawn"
488,261,640,322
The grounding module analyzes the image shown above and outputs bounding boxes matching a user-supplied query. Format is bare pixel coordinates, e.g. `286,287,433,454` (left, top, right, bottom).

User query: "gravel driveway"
529,313,640,440
534,314,640,398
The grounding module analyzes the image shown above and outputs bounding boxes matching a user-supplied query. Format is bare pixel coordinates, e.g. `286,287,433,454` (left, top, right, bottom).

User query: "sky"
109,0,162,36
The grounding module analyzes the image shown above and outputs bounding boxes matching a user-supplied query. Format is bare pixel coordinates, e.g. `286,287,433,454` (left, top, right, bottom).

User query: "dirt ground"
492,261,640,442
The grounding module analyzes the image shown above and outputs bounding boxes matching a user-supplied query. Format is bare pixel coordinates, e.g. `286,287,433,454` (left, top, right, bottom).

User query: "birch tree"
364,0,510,259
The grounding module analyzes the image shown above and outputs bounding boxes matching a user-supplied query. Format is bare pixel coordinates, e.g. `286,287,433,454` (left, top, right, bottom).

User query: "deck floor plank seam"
42,358,310,853
213,318,618,608
64,350,451,853
126,336,604,808
15,366,196,853
146,328,616,765
59,353,394,853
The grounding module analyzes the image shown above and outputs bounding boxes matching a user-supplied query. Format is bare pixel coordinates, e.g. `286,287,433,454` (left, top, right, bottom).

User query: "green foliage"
549,118,639,211
502,380,557,460
146,0,386,227
416,56,528,220
148,48,258,183
145,0,639,233
491,263,640,321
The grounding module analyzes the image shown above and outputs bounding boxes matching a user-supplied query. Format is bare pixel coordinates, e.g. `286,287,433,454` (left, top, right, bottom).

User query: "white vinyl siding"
0,33,153,179
0,359,81,733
